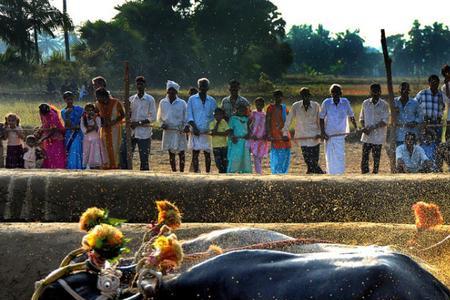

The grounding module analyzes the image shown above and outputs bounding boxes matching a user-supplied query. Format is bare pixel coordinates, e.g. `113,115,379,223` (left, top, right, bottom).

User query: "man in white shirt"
282,87,324,174
126,76,157,170
319,84,357,175
396,132,432,173
359,83,389,174
187,78,217,173
158,80,190,172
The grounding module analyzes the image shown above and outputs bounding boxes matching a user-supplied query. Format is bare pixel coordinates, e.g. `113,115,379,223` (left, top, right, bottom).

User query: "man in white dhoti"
319,84,357,175
158,80,190,172
187,78,217,173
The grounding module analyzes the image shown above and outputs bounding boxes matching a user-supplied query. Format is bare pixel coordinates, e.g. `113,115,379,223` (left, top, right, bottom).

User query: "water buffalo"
151,249,450,300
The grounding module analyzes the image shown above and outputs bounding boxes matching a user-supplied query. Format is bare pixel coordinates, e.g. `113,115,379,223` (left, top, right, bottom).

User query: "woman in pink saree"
38,104,66,169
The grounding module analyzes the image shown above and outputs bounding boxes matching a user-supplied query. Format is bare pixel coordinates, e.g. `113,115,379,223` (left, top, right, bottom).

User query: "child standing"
227,104,252,173
81,103,108,169
266,90,291,174
248,97,269,174
3,113,24,168
23,135,45,169
210,108,230,173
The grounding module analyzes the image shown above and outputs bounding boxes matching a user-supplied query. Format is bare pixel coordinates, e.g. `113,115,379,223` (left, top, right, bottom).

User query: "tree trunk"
63,0,70,61
34,28,40,63
381,29,397,173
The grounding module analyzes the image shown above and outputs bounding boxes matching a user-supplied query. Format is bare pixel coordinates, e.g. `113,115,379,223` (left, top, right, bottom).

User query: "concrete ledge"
0,170,449,223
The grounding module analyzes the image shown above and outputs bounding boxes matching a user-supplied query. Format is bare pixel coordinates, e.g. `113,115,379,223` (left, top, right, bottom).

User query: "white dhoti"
325,136,346,175
188,134,212,152
162,129,188,153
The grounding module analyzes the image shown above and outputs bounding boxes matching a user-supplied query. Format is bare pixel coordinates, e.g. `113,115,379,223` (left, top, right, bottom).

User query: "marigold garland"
412,201,444,231
156,200,182,230
82,224,129,260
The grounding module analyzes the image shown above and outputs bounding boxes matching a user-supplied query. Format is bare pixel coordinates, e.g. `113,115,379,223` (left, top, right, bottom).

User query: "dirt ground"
144,141,398,174
1,222,449,299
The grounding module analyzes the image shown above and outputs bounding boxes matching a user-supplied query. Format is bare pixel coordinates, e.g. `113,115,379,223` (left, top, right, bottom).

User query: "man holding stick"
158,81,190,172
187,78,217,173
359,83,389,174
320,84,357,175
282,87,324,174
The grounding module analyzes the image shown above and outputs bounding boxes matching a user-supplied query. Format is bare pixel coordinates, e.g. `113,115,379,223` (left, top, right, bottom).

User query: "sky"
51,0,449,47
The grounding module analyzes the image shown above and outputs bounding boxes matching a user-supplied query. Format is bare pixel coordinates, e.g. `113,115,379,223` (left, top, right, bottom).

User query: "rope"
57,279,87,300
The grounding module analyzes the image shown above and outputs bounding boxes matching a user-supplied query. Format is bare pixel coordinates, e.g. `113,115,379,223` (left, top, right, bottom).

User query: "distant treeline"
0,0,449,88
286,21,450,77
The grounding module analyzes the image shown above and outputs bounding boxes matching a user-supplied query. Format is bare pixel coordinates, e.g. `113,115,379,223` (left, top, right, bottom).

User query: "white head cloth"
166,80,180,92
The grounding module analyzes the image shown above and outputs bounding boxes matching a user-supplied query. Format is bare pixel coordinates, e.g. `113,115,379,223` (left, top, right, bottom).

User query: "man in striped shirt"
415,74,445,144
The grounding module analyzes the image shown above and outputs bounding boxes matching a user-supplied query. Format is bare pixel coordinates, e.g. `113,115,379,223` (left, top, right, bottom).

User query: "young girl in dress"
248,97,269,174
3,113,24,168
227,104,252,173
81,103,108,169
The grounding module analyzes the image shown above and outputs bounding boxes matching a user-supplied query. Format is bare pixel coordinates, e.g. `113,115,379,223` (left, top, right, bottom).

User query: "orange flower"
156,200,182,230
79,207,106,232
412,201,444,231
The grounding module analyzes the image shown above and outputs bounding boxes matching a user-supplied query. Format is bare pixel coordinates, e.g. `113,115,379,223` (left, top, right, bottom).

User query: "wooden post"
381,29,397,173
124,61,133,170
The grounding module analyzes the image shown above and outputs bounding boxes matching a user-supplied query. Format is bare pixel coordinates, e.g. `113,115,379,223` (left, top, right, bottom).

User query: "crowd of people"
1,65,450,175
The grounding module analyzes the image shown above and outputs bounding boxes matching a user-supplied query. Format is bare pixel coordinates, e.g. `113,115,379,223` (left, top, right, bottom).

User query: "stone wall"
0,170,449,223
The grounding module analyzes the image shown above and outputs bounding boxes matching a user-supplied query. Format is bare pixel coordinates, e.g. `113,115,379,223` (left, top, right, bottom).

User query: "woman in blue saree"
61,91,84,169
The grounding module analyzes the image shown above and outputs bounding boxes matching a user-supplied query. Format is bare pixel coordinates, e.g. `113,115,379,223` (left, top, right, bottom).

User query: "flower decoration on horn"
147,234,184,273
82,224,130,261
79,207,126,232
412,201,444,231
156,200,182,230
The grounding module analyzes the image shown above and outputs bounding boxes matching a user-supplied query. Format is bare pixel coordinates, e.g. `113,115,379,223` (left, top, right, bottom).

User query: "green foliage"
287,25,383,76
389,21,450,76
0,0,71,62
77,0,292,86
287,21,450,77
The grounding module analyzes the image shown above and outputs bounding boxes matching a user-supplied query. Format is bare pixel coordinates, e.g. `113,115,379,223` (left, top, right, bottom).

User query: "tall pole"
63,0,70,61
381,29,397,173
124,61,133,169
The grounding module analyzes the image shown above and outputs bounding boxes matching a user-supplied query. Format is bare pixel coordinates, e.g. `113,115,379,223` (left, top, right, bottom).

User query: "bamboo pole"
124,62,133,169
381,29,397,173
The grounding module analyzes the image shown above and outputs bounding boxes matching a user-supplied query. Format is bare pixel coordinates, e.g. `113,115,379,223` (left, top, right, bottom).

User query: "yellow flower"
79,207,106,232
156,200,182,230
82,224,127,260
151,234,184,268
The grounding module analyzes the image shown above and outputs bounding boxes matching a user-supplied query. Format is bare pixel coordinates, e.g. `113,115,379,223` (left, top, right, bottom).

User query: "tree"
0,0,70,62
78,0,291,85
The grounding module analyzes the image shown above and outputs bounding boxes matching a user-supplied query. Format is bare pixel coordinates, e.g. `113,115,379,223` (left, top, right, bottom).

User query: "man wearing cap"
187,78,217,173
127,76,157,170
282,87,324,174
158,81,190,172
